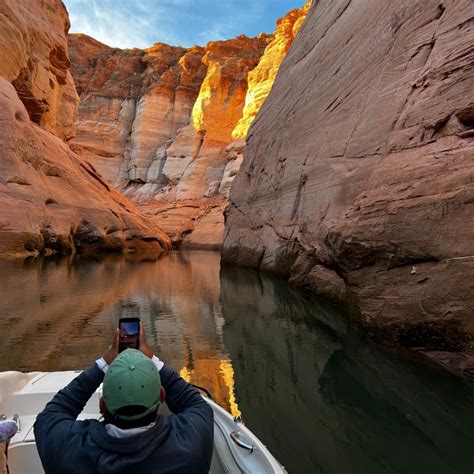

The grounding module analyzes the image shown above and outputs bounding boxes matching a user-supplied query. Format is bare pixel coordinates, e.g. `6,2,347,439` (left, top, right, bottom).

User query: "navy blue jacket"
34,363,214,473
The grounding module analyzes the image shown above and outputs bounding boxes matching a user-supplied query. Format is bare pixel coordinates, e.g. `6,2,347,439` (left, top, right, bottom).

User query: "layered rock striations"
0,0,79,140
232,1,312,140
68,36,206,190
222,0,474,374
0,78,171,256
68,4,309,248
0,0,171,256
68,35,269,247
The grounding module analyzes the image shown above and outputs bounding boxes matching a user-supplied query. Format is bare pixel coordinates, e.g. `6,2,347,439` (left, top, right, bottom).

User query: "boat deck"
1,371,284,473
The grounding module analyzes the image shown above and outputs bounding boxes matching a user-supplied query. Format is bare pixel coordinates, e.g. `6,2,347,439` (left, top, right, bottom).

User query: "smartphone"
118,317,140,352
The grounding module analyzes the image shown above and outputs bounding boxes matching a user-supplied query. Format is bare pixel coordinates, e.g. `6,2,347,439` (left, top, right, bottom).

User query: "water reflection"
220,265,474,474
0,253,473,473
0,252,238,414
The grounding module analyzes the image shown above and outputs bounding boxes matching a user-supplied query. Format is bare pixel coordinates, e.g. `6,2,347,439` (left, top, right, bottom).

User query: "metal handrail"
230,430,254,452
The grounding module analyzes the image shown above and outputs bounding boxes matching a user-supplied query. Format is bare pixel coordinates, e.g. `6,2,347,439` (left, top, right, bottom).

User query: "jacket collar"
105,421,156,439
89,415,170,455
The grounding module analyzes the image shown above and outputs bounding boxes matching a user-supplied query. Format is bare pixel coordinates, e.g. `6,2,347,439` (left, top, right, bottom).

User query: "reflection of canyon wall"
0,0,171,256
219,265,474,474
222,0,474,374
0,253,237,412
104,252,240,414
0,256,150,370
68,3,310,248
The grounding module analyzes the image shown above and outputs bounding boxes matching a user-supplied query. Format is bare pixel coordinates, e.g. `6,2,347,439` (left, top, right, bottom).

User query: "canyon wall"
68,2,310,248
232,1,312,140
0,0,171,256
222,0,474,375
0,0,79,140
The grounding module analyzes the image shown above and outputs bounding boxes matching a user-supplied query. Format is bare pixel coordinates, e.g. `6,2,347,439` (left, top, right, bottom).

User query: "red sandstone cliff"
68,3,310,248
0,0,79,140
68,35,269,248
222,0,474,375
0,0,171,256
232,1,312,140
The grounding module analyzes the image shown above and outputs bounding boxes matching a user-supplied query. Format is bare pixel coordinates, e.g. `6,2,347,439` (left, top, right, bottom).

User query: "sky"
63,0,305,49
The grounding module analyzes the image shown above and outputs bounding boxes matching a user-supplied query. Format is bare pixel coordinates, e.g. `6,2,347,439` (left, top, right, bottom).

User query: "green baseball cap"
103,349,161,421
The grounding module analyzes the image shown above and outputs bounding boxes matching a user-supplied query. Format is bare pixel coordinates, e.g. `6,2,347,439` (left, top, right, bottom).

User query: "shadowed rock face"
0,0,79,140
222,0,474,375
67,3,310,249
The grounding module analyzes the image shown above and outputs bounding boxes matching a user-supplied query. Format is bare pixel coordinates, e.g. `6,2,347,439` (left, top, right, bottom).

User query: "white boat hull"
0,371,285,473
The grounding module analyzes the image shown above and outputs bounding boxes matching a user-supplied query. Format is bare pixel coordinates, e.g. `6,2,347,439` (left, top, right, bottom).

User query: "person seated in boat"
34,325,214,473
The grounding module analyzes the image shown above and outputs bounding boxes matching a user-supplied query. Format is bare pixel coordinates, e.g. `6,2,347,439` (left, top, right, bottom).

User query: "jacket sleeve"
34,364,104,460
160,365,210,415
160,365,214,463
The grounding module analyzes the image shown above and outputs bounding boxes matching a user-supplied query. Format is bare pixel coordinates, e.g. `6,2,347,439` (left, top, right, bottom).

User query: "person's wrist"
102,328,120,365
152,354,164,371
141,347,153,359
95,357,109,373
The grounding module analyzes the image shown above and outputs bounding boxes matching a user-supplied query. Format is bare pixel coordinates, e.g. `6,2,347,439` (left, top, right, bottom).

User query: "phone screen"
119,319,140,352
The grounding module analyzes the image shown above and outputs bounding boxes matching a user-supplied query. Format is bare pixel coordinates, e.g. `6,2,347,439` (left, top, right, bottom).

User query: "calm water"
0,251,473,473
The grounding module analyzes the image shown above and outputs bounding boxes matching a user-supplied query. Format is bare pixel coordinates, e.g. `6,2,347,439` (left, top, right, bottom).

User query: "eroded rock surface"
0,78,170,256
232,1,311,139
68,34,270,247
68,4,309,248
0,0,170,256
222,0,474,375
0,0,79,140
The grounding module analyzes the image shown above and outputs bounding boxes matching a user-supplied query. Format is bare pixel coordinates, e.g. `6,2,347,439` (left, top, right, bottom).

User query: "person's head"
99,349,165,429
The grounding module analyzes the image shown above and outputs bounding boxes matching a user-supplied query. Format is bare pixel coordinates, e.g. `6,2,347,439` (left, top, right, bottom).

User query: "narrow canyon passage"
0,0,473,472
0,252,473,473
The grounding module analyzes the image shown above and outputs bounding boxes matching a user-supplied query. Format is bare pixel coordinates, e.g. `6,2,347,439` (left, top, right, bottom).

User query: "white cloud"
64,0,303,49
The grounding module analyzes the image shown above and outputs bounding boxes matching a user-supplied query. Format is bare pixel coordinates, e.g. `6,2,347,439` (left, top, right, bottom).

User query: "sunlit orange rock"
67,3,311,248
0,0,79,140
232,1,311,139
192,35,270,143
68,33,271,248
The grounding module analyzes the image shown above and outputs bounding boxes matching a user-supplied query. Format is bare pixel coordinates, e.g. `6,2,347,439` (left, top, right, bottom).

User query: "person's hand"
139,323,154,359
103,328,120,365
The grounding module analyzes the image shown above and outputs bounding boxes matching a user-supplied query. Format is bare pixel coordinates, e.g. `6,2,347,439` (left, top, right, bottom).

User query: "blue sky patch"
64,0,304,49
